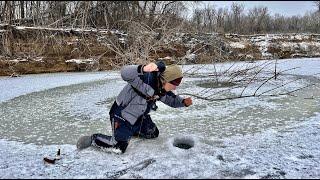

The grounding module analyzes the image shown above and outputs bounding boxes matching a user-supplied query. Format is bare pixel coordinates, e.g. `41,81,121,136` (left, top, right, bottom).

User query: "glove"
156,60,166,73
183,97,192,107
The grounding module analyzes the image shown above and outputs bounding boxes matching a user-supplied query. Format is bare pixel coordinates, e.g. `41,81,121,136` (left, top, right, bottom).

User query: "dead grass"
1,28,320,76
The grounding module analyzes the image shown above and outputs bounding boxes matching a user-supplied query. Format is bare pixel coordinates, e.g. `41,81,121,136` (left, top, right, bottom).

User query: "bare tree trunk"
3,26,13,57
20,1,25,19
148,1,158,28
4,1,13,24
2,2,13,56
81,1,90,28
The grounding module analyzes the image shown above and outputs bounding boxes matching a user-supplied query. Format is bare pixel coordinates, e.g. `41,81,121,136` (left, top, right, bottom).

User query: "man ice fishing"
77,61,193,153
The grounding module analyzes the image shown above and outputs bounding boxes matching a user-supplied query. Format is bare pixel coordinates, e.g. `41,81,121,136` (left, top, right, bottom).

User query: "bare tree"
104,12,186,68
202,4,216,33
3,1,13,24
216,7,227,33
192,8,203,33
0,1,319,34
246,6,270,34
231,2,244,33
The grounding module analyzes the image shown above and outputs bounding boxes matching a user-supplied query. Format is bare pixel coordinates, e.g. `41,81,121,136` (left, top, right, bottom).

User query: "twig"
253,67,299,96
105,158,155,178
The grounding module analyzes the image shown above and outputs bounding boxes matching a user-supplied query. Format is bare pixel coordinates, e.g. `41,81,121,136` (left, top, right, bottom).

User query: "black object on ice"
43,148,61,164
43,157,56,164
173,137,194,150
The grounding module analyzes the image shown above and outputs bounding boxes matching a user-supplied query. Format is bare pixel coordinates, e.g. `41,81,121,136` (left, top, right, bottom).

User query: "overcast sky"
192,1,316,17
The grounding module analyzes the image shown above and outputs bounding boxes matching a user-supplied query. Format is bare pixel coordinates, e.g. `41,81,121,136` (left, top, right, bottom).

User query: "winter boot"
92,133,128,153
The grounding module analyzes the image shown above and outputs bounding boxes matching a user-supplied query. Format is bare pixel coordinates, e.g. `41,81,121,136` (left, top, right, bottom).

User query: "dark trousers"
112,113,159,141
92,101,159,153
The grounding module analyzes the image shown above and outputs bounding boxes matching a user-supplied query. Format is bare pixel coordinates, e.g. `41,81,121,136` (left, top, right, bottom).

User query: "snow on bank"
65,58,97,65
0,112,319,179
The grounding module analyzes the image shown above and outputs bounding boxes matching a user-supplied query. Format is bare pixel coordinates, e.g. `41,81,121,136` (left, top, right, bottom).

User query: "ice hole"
173,137,194,149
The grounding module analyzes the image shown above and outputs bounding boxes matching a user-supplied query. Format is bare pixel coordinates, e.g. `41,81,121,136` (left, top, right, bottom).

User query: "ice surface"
0,58,319,178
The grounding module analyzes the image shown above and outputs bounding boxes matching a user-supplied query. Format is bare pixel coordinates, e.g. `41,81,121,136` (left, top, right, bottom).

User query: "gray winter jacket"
115,65,185,125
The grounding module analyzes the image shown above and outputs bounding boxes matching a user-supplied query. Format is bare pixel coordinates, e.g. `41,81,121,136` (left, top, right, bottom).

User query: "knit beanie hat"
161,65,183,86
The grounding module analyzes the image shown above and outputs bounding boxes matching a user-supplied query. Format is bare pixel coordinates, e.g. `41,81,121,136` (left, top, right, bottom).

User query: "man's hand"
143,63,158,72
183,97,193,107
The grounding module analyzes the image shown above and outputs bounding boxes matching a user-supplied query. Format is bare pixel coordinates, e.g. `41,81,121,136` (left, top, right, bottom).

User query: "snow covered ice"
0,58,320,178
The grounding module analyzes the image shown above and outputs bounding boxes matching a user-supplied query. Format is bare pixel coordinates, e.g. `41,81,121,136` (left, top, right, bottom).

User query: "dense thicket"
1,1,319,34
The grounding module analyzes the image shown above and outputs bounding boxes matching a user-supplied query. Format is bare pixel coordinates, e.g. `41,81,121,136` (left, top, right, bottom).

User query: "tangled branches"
180,60,318,101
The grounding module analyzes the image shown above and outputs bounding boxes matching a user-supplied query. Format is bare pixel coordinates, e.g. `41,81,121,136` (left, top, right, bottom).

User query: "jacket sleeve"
159,91,185,108
120,65,154,97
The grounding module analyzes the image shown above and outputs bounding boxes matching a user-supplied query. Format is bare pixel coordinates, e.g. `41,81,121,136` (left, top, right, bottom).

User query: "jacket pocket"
121,103,146,123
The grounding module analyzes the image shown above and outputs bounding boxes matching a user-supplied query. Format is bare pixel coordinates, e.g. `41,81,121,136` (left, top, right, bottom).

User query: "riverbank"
1,25,320,76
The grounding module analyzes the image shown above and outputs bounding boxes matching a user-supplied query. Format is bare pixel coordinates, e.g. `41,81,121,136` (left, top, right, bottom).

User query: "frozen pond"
0,58,320,179
0,58,319,145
